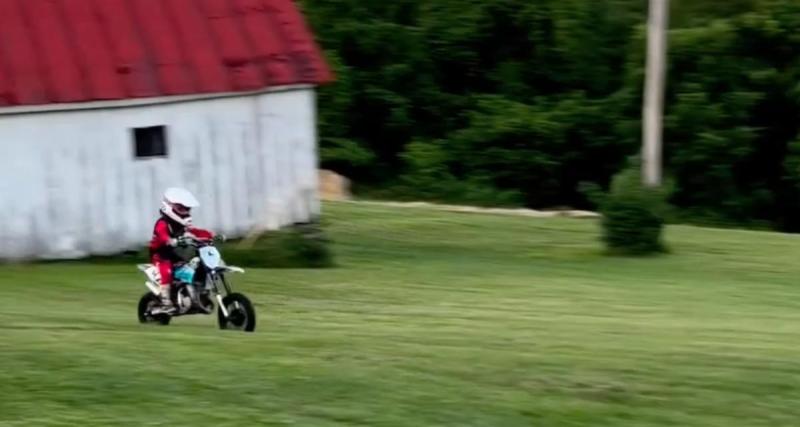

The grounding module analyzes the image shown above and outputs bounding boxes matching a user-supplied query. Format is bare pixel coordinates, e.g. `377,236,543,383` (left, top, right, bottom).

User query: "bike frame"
138,237,245,317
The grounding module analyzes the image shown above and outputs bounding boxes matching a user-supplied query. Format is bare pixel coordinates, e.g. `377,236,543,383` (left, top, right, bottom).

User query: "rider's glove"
170,236,189,247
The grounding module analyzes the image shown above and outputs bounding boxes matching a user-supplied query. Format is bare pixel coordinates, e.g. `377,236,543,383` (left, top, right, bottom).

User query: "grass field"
2,202,800,426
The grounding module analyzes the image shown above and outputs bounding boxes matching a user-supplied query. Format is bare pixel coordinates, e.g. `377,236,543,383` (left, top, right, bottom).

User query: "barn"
0,0,332,259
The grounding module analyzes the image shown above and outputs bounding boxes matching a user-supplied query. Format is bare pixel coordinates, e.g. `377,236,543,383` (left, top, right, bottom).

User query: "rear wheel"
138,293,171,326
217,293,256,332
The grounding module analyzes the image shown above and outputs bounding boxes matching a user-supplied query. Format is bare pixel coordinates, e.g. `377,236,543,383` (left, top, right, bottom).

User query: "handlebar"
177,234,225,248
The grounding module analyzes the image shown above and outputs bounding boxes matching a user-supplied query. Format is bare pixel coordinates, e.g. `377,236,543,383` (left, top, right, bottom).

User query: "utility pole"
642,0,669,187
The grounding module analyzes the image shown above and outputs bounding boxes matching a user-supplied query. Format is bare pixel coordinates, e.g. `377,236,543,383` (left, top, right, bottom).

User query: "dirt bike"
136,235,256,332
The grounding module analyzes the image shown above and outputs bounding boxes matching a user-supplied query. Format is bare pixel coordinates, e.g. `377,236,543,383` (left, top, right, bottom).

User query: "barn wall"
0,88,319,259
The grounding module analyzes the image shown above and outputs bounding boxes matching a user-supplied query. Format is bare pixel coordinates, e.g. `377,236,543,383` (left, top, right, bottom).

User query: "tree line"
301,0,800,231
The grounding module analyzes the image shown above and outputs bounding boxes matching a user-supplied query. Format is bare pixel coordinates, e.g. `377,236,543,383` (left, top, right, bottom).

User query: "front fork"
209,272,233,318
216,294,229,318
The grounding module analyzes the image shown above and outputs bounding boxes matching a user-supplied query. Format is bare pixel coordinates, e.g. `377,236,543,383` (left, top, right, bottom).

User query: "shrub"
222,223,335,269
599,160,670,255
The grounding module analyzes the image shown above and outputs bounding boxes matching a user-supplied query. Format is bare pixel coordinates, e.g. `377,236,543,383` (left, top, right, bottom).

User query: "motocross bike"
136,235,256,332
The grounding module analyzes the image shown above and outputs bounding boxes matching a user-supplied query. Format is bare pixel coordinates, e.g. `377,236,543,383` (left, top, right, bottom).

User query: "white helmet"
160,187,199,226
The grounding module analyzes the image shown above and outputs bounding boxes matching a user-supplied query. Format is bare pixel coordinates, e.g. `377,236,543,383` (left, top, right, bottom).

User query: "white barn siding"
0,88,320,260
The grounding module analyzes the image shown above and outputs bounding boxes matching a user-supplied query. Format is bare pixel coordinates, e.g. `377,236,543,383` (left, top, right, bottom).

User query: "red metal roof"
0,0,332,107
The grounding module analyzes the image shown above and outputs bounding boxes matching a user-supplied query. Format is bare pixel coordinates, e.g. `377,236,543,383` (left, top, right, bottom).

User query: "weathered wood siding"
0,88,319,259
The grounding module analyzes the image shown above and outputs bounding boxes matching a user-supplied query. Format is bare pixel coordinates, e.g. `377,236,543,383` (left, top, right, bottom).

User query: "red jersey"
149,217,214,258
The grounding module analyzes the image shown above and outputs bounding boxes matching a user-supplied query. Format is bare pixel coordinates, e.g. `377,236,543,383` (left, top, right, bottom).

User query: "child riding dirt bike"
149,188,215,312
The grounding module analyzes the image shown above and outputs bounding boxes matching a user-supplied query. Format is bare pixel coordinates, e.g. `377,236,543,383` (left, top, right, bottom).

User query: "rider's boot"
159,285,176,313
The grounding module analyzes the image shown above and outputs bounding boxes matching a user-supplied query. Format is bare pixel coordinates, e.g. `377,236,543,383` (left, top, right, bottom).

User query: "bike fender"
224,266,245,274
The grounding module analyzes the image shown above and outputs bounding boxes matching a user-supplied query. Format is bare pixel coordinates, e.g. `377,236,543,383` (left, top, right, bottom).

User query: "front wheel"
138,293,171,325
217,293,256,332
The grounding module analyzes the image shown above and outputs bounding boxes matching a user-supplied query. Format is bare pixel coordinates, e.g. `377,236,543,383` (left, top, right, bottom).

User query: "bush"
222,223,335,269
599,161,670,255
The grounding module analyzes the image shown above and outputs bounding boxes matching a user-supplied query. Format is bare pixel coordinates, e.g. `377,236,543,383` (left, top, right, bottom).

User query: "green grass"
2,202,800,426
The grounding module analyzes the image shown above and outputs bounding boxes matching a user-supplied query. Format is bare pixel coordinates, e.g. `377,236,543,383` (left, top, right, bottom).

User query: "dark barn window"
133,126,168,159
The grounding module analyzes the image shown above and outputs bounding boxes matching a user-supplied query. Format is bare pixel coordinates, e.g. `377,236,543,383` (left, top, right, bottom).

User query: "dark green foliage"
223,224,335,269
302,0,800,231
302,0,640,207
616,2,800,230
600,162,669,255
385,140,524,206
